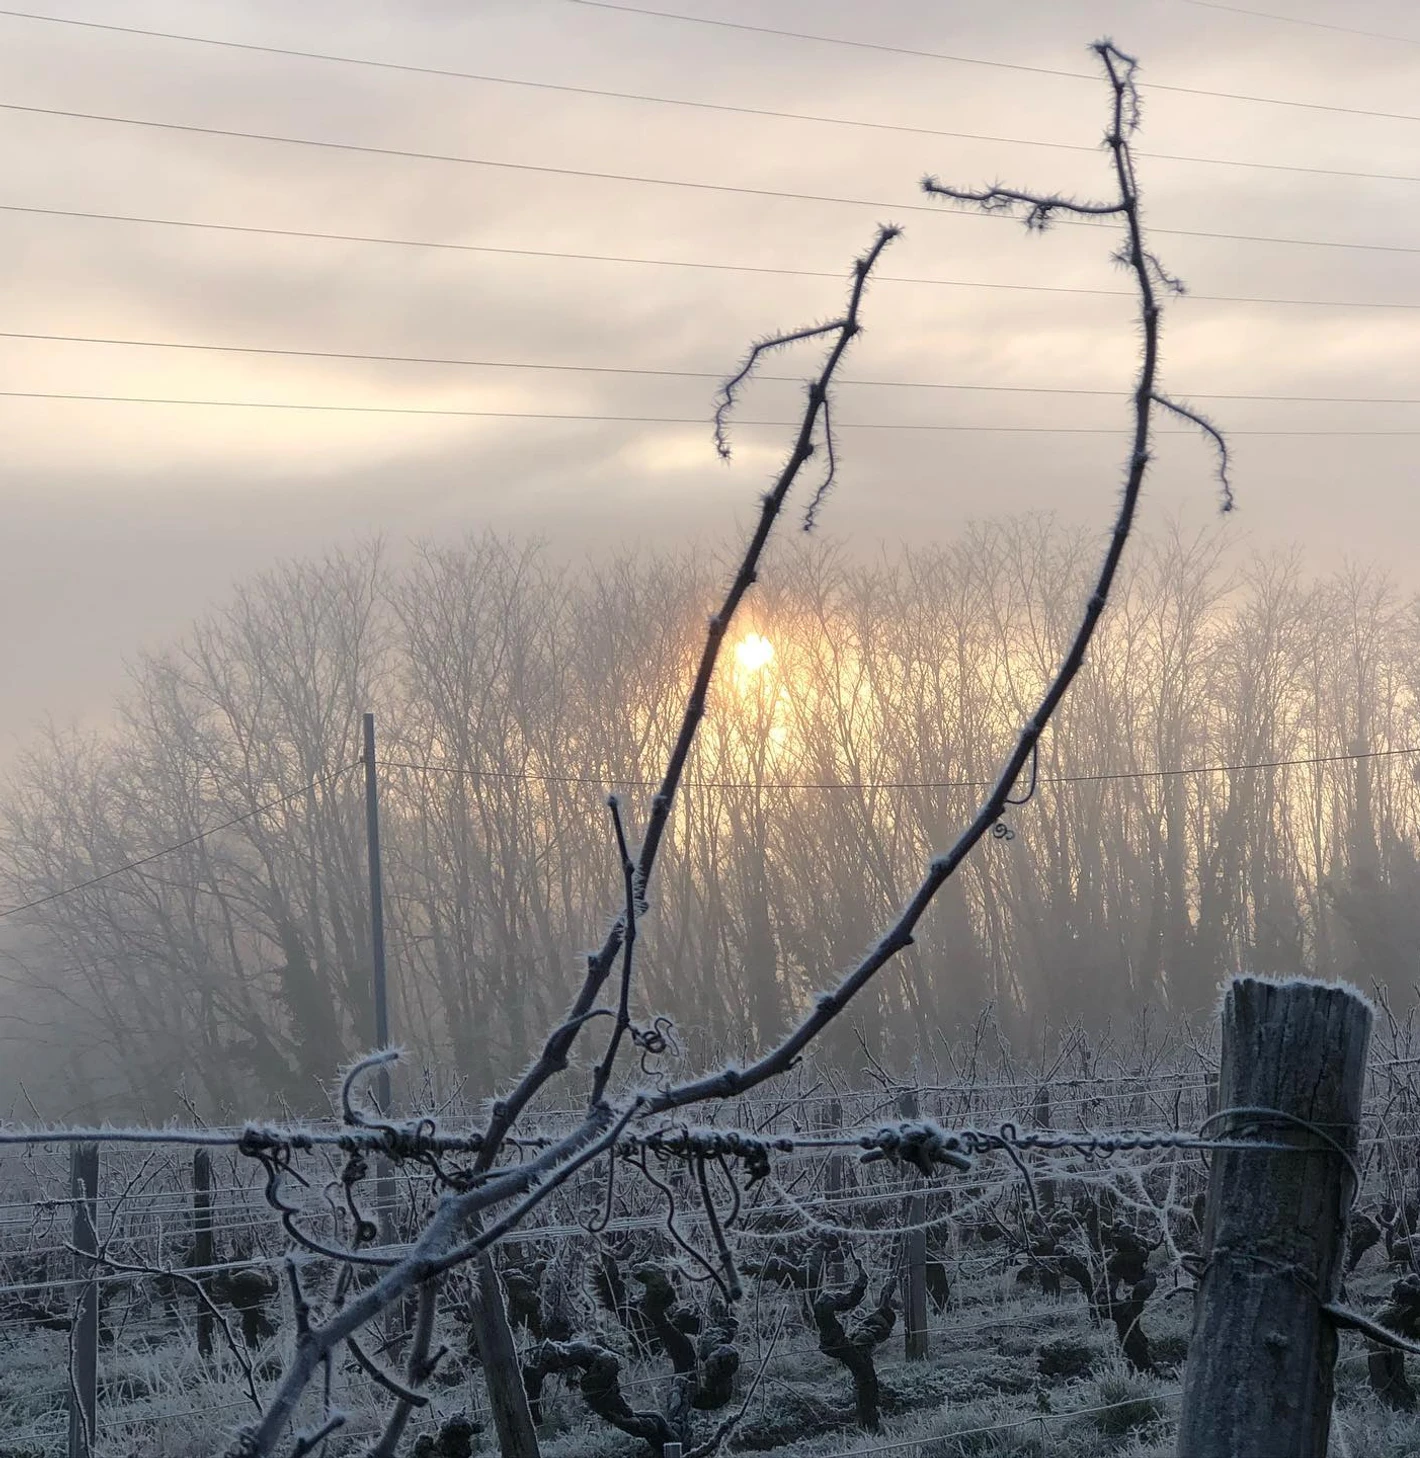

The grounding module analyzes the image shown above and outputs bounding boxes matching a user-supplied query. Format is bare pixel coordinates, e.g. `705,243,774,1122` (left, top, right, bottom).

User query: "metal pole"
193,1148,214,1359
68,1143,98,1458
362,710,404,1356
363,712,402,1346
362,711,392,1112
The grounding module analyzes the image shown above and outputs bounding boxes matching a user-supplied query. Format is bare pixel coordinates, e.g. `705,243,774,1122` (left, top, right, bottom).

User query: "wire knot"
859,1119,973,1176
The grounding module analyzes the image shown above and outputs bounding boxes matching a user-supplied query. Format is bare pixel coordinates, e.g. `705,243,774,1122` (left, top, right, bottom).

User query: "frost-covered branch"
640,38,1230,1119
470,223,901,1176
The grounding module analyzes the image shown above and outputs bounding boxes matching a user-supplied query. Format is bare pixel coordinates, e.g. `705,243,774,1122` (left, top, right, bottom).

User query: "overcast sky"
2,0,1418,756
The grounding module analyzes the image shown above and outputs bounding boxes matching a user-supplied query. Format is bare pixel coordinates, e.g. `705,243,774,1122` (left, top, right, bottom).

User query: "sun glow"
734,633,775,674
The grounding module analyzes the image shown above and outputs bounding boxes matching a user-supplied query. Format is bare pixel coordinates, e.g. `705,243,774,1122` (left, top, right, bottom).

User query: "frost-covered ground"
1,1240,1416,1458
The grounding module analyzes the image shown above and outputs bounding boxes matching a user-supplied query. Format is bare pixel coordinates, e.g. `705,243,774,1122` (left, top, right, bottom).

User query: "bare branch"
470,222,901,1174
643,38,1229,1117
713,319,845,460
919,177,1124,229
346,1331,430,1410
66,1242,259,1411
285,1415,345,1458
1152,392,1233,511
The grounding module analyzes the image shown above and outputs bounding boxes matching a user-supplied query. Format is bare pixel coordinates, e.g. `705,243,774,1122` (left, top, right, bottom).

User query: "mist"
3,520,1415,1120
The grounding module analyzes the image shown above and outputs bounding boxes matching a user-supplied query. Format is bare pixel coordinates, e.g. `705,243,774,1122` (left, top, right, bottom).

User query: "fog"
4,522,1418,1119
1,3,1419,1118
2,0,1419,745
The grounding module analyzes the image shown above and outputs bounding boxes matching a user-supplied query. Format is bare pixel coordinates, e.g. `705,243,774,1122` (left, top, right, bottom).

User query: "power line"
4,196,1415,265
5,389,1420,433
0,763,359,920
1178,0,1420,47
0,184,1386,322
7,84,1420,193
6,2,1417,129
571,0,1420,126
7,743,1401,921
7,330,1419,406
380,744,1420,794
0,216,1414,324
5,105,1420,261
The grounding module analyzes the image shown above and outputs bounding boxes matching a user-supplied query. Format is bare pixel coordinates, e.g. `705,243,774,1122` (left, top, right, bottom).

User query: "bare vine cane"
473,223,901,1175
639,39,1230,1122
223,1110,627,1457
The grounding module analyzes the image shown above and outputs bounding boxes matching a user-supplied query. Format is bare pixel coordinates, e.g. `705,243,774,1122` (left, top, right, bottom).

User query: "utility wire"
7,330,1418,406
3,201,1416,311
4,196,1414,263
7,746,1408,919
7,84,1420,191
571,0,1420,126
4,3,1416,127
0,763,359,920
1178,0,1420,47
3,104,1418,260
4,390,1420,433
379,743,1420,794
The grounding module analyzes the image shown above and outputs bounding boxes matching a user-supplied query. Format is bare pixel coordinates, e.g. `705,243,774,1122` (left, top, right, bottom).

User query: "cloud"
0,0,1417,749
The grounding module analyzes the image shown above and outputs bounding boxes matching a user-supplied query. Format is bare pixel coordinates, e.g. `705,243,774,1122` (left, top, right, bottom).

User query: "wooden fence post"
67,1143,99,1458
1176,976,1371,1458
1032,1084,1056,1209
897,1091,929,1360
470,1246,542,1458
192,1148,214,1359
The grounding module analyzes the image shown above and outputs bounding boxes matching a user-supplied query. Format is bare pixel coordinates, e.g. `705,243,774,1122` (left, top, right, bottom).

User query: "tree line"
3,517,1416,1118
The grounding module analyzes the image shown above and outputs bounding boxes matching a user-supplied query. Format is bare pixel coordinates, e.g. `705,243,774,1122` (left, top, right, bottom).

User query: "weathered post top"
1177,975,1372,1458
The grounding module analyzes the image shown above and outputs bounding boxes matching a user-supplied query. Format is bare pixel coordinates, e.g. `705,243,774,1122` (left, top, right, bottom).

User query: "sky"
1,0,1418,756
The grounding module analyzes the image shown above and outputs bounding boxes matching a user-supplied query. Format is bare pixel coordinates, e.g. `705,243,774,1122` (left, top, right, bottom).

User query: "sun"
733,633,775,674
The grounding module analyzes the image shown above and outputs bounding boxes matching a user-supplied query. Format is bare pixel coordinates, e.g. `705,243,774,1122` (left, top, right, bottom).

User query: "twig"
347,1331,430,1409
685,1307,786,1458
286,1415,345,1457
66,1243,260,1410
695,1153,744,1301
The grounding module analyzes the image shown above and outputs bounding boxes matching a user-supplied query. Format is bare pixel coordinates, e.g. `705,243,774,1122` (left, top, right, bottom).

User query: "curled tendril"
1005,742,1039,808
339,1048,401,1131
632,1016,680,1080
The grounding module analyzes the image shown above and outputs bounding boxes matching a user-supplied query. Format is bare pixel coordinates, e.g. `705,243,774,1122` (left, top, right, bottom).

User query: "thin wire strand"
0,763,359,920
7,330,1420,403
2,187,1416,260
377,743,1420,793
4,390,1420,434
11,87,1420,191
1178,0,1420,47
6,2,1418,127
571,0,1420,126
